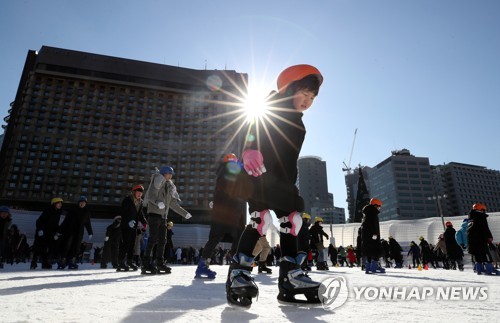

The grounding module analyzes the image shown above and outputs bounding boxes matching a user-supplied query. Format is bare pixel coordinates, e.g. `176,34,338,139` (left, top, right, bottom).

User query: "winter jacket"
388,238,403,260
309,222,329,246
121,195,147,232
58,204,93,244
444,227,463,260
0,214,12,259
467,209,493,256
360,204,382,258
455,220,468,249
35,205,63,240
244,91,305,213
144,173,189,219
407,243,421,258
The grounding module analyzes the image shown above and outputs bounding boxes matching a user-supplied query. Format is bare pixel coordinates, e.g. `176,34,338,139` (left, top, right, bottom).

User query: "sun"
243,85,271,123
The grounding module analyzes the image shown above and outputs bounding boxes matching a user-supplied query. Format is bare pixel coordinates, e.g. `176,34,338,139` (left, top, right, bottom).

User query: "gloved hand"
157,202,165,209
209,201,213,209
372,235,377,240
38,230,44,237
54,234,59,240
242,149,266,177
104,236,109,242
128,220,136,228
88,234,93,240
185,213,192,220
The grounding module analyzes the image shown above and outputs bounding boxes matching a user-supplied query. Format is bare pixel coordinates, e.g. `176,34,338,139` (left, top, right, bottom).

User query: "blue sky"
1,0,499,215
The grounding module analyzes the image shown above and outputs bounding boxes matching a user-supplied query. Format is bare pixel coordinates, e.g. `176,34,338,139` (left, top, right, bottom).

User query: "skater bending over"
226,64,324,307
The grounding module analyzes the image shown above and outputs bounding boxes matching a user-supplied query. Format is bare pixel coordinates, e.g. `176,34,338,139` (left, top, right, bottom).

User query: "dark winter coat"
419,239,432,258
388,238,403,260
360,204,382,258
309,222,329,246
211,160,247,237
467,210,493,256
58,204,93,244
244,91,305,214
121,195,147,233
444,227,463,260
0,214,12,259
407,243,421,258
33,205,63,253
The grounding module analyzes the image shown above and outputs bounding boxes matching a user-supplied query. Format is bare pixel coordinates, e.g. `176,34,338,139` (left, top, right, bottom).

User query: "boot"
195,258,216,279
57,260,66,270
116,262,130,272
277,256,321,304
474,262,484,275
68,262,79,270
226,253,258,308
371,260,386,273
156,259,172,274
484,263,499,275
258,262,272,274
128,258,138,271
30,261,38,270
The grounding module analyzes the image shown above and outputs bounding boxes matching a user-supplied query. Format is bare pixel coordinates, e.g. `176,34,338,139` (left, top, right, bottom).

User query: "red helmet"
277,64,323,95
445,221,453,227
472,203,487,212
370,198,382,207
223,153,238,163
132,184,144,192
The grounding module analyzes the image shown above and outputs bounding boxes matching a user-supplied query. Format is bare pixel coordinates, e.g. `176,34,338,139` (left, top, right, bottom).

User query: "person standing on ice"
226,64,323,307
142,166,192,275
360,198,385,274
309,216,329,270
443,221,464,271
467,203,498,275
195,153,248,279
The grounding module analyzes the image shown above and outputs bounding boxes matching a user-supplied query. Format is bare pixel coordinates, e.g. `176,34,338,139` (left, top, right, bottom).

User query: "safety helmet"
78,195,87,202
132,184,144,192
223,153,238,163
302,212,311,220
445,221,453,227
315,216,323,223
418,236,424,240
388,236,393,239
51,197,63,205
167,221,174,227
370,198,382,207
160,166,174,175
277,64,323,95
472,203,487,212
0,205,10,214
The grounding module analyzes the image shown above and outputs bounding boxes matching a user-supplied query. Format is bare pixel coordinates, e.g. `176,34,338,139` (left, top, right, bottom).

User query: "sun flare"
243,85,271,123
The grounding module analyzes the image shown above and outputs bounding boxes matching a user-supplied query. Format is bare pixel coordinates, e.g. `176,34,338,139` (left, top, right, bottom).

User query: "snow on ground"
0,262,498,323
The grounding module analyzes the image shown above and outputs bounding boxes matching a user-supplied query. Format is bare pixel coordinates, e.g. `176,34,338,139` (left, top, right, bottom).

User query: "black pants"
144,214,167,263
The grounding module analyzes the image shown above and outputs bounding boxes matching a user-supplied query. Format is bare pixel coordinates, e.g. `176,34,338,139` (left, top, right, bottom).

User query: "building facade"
345,149,500,222
432,162,500,216
297,156,331,214
0,46,248,221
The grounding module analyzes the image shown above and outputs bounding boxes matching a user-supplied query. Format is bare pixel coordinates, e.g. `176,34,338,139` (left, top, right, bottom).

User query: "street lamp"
428,194,447,230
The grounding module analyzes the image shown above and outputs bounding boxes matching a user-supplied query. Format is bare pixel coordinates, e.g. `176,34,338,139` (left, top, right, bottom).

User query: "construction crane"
342,128,358,174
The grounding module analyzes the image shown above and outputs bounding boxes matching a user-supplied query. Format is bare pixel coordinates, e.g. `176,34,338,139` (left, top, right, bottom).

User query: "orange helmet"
445,221,453,227
223,153,238,163
277,64,323,95
370,198,382,207
472,203,487,212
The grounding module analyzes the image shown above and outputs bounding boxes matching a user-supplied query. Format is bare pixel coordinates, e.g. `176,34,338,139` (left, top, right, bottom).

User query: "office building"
0,46,248,221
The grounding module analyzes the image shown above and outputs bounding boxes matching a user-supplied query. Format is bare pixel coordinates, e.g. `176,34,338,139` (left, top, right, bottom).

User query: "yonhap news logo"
318,275,349,310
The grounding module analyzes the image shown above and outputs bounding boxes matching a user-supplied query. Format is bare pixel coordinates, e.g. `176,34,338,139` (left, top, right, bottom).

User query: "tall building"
345,149,500,221
432,162,500,216
0,46,248,221
345,149,438,221
297,156,331,214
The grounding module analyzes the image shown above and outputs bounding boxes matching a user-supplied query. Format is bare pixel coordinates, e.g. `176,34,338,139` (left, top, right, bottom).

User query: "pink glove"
242,150,266,177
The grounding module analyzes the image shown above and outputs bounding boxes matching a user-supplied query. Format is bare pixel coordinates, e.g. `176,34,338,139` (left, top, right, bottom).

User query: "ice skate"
57,260,66,270
141,263,157,275
128,263,139,271
484,263,500,275
257,262,272,274
156,260,172,274
195,258,216,279
277,256,321,305
371,260,386,273
116,263,130,272
68,262,79,270
226,253,258,308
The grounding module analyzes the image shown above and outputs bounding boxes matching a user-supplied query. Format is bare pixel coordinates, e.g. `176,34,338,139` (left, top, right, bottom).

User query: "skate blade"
277,298,322,308
194,275,216,279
